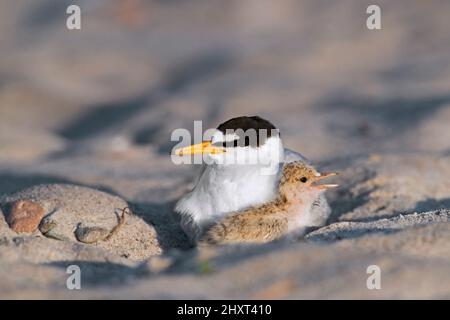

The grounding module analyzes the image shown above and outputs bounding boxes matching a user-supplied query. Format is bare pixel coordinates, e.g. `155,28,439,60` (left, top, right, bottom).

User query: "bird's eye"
300,177,308,183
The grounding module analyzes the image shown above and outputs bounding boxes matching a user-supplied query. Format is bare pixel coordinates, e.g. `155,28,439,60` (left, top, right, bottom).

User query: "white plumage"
175,128,330,244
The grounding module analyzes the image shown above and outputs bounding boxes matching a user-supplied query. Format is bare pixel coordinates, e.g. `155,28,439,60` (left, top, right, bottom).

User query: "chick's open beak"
174,141,226,156
313,172,339,189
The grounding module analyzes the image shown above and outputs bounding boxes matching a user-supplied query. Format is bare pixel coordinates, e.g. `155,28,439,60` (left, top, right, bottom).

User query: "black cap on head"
216,116,279,148
217,116,276,133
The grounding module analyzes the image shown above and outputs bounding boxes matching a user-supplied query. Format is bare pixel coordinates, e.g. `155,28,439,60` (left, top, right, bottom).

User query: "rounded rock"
0,184,162,260
7,200,45,233
75,225,110,244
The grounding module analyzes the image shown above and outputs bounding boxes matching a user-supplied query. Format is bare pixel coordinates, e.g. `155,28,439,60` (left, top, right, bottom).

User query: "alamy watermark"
366,265,381,290
170,121,282,175
66,5,81,30
66,265,81,290
366,5,381,30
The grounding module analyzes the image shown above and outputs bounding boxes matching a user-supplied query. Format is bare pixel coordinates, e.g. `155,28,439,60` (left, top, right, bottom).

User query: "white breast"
175,163,279,242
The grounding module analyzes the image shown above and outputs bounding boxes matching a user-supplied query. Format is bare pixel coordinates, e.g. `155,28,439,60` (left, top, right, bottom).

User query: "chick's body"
201,161,337,245
202,201,289,244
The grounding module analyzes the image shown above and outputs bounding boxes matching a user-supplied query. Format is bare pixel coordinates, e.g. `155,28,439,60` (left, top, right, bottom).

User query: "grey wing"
283,148,312,165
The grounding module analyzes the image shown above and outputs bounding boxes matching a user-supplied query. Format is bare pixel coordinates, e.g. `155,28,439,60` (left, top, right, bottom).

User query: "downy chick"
200,161,337,245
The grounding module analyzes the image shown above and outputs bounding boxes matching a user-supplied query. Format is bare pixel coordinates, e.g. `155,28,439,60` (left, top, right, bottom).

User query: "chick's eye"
300,177,308,183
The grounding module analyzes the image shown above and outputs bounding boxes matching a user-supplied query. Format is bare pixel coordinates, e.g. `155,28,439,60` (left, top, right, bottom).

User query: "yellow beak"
174,141,226,156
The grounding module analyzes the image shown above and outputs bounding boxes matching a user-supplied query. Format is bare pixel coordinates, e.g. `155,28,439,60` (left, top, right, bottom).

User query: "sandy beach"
0,0,450,299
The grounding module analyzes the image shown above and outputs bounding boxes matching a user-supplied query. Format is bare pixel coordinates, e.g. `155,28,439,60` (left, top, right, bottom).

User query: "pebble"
75,225,110,244
38,216,70,241
7,200,45,233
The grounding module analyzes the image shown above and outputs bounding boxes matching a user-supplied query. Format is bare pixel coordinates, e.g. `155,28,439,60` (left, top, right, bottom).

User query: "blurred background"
1,0,450,299
0,0,449,195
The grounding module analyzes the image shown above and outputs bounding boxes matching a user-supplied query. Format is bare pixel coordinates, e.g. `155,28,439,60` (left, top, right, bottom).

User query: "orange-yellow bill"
174,141,226,156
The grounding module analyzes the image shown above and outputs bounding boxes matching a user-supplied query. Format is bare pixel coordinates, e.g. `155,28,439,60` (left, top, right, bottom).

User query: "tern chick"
200,161,337,245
